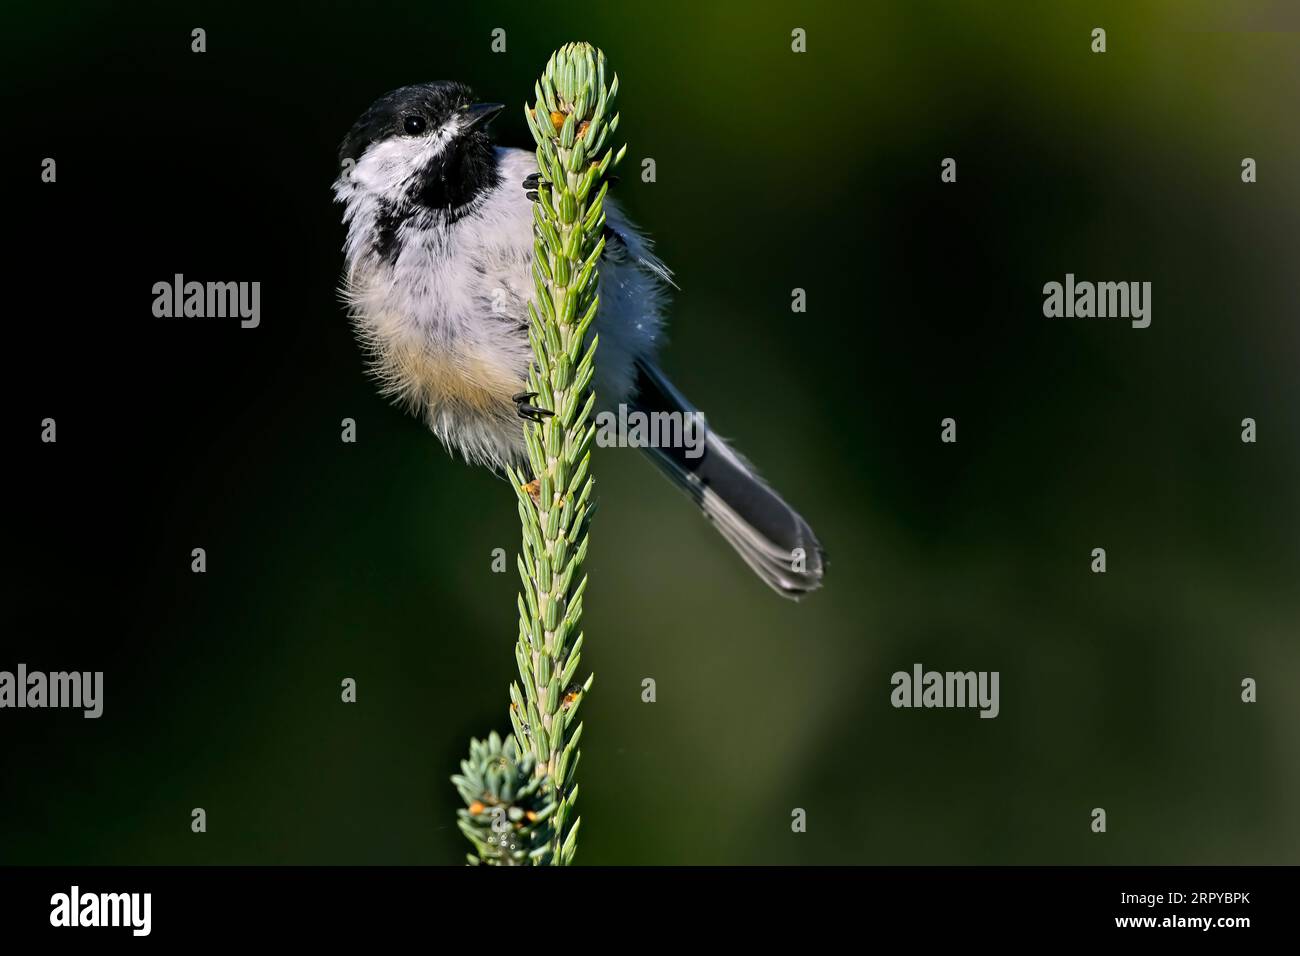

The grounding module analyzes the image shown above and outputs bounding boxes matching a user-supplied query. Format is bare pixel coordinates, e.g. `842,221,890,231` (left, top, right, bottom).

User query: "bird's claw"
522,173,547,202
512,391,554,423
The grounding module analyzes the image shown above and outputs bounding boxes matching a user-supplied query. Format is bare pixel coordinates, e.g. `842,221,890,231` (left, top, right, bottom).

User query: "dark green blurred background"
4,0,1297,864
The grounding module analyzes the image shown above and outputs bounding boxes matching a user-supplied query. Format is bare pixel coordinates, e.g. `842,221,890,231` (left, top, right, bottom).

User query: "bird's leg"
522,172,548,202
513,392,551,505
512,391,554,424
523,172,611,198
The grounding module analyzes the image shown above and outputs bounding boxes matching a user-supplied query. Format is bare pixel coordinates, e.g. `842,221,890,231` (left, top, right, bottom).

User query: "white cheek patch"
332,120,467,273
347,123,458,202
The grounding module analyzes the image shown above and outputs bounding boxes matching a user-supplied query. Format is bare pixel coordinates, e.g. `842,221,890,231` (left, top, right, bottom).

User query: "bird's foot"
512,391,554,424
522,173,548,202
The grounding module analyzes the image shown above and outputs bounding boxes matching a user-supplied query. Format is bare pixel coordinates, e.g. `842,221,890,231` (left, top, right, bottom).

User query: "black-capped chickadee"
332,81,824,597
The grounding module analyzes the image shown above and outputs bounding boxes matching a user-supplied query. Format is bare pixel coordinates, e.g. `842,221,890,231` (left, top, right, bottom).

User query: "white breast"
337,147,670,469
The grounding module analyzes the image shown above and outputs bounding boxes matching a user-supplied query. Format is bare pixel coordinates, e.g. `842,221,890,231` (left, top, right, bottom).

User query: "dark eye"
403,115,427,135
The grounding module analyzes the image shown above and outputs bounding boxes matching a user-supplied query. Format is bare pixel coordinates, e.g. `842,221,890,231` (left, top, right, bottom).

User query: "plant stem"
456,41,624,867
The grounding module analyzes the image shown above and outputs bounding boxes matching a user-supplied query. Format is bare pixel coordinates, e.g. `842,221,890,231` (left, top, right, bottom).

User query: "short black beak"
460,102,505,131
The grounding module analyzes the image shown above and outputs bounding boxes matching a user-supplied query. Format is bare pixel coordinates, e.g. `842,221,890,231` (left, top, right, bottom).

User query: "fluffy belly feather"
351,305,527,468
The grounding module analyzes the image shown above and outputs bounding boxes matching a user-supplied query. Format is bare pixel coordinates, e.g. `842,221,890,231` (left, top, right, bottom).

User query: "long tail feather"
630,361,826,599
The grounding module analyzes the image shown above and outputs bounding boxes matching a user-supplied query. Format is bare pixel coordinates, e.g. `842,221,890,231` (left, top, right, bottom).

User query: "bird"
332,80,825,598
